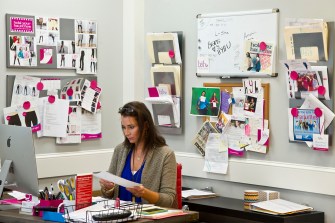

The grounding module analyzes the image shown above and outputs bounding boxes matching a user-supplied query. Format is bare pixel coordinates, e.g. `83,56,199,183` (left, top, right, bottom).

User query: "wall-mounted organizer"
6,14,98,74
196,9,279,78
145,32,183,135
5,75,102,144
283,21,334,150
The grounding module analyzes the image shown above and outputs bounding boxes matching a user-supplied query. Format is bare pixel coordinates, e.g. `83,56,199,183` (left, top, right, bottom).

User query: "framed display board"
203,82,270,120
196,9,279,78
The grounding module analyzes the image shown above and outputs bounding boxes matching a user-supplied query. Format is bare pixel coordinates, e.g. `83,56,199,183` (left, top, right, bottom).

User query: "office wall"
143,0,335,222
0,0,124,154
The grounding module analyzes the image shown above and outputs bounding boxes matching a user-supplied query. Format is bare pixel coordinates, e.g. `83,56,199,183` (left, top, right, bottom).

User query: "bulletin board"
203,82,270,120
6,13,98,74
196,9,279,78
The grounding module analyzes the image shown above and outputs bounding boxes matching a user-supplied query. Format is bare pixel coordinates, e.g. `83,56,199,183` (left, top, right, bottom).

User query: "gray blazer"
105,143,177,208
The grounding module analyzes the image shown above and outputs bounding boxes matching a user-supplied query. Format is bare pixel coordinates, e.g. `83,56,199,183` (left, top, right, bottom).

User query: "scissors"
57,179,72,200
66,177,76,199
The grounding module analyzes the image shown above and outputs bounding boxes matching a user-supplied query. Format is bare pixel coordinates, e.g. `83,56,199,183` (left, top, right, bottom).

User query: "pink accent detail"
69,107,73,114
313,147,329,151
290,71,298,80
6,116,11,121
81,133,102,140
31,124,41,132
314,108,323,117
67,88,74,96
97,102,101,109
48,95,56,103
148,87,159,97
23,101,31,110
37,82,44,91
90,80,97,89
22,112,27,117
259,42,267,51
10,17,34,33
168,50,175,58
318,86,326,95
291,108,299,117
245,124,251,136
228,148,244,156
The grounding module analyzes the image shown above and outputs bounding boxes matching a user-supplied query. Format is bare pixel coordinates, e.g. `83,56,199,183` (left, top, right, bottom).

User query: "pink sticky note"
314,108,323,117
290,71,298,80
37,82,44,91
6,116,11,121
67,88,74,96
245,124,251,136
90,80,97,89
318,86,326,95
68,107,73,114
23,101,31,110
291,108,299,117
48,95,56,103
168,50,175,58
259,42,267,51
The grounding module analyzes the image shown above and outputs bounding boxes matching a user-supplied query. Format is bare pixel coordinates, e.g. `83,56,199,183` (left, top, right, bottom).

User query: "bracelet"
102,186,115,195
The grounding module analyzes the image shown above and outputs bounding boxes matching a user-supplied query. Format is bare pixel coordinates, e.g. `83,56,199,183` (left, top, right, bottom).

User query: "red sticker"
48,95,56,103
318,86,326,95
168,50,175,58
290,71,298,80
259,42,267,51
23,101,31,110
36,82,44,91
68,107,73,114
67,88,74,96
90,80,97,89
6,116,11,121
314,108,323,117
22,112,27,117
291,108,299,117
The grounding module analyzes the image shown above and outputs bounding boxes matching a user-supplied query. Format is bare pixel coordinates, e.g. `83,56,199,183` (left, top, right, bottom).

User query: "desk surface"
0,208,198,223
183,196,324,223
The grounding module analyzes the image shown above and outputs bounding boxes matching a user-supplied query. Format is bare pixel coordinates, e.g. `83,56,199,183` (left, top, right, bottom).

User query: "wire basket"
63,200,143,223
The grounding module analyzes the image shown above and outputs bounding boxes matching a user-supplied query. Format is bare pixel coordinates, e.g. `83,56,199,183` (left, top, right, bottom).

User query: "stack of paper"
182,189,217,200
250,198,313,215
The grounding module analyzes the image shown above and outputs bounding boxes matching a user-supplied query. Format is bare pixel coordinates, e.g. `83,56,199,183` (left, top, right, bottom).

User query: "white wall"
1,0,335,222
141,0,335,222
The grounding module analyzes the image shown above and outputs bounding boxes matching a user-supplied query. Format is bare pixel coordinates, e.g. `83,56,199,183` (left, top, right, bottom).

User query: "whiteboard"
196,9,279,77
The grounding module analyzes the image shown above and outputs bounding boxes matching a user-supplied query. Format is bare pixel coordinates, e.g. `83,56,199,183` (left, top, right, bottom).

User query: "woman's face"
121,116,140,144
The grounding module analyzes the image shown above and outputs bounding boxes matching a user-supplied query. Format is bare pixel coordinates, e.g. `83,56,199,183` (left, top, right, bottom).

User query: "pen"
50,183,55,200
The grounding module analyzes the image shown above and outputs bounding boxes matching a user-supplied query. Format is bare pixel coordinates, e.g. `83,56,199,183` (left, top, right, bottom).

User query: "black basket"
63,200,143,222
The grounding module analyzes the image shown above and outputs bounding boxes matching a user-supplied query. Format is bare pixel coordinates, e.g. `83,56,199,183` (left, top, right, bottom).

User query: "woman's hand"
99,179,115,191
127,185,146,198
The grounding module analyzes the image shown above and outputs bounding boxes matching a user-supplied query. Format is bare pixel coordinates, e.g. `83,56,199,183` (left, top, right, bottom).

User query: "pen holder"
33,199,63,217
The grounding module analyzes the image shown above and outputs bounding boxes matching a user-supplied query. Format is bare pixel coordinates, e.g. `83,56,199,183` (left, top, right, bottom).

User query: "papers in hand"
250,199,313,215
94,171,140,188
182,189,217,200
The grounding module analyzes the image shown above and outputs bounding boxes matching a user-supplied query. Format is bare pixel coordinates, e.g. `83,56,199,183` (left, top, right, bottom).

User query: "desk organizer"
63,200,143,223
33,199,63,217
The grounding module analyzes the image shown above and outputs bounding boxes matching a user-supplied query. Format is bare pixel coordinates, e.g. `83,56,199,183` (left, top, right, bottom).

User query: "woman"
209,92,219,116
99,101,177,208
197,91,209,116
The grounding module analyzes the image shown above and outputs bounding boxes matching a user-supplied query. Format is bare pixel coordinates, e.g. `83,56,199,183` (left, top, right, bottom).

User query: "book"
182,189,217,200
250,198,313,215
75,173,93,210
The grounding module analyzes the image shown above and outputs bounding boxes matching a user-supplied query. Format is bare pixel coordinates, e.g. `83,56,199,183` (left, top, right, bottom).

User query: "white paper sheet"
42,98,69,137
94,171,140,188
203,133,228,174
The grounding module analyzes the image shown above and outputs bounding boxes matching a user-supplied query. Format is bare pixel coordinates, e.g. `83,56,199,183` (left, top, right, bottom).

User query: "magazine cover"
288,108,324,142
242,40,274,74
